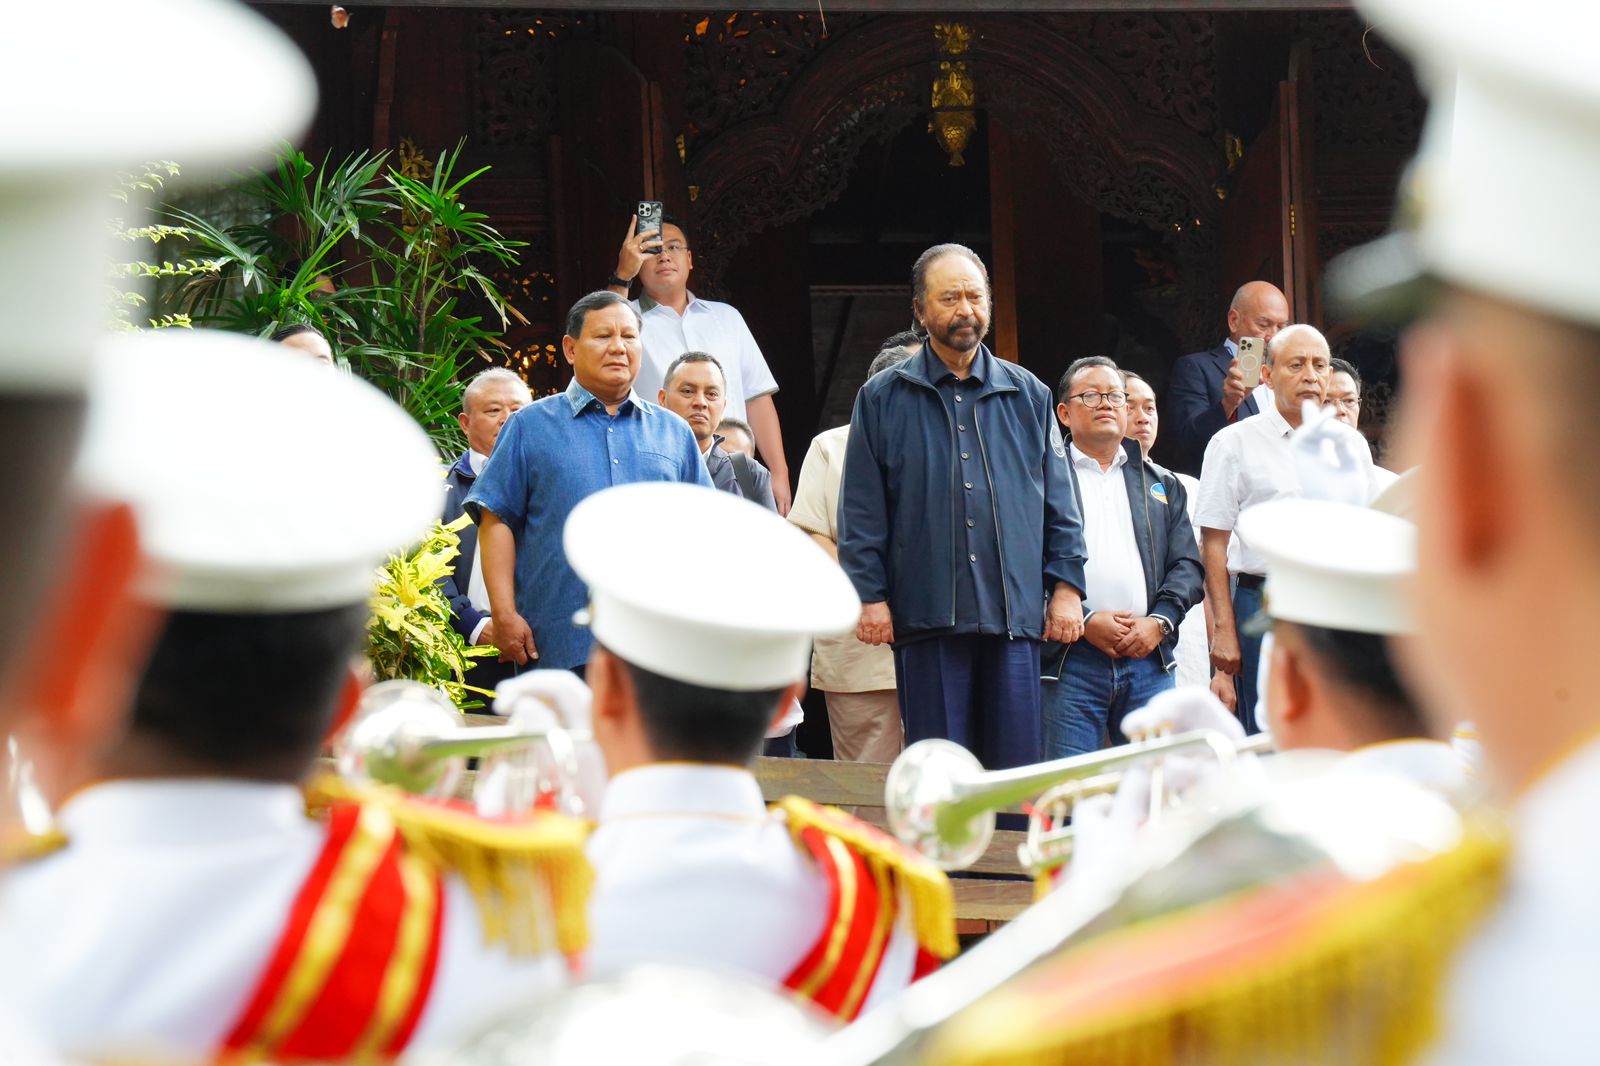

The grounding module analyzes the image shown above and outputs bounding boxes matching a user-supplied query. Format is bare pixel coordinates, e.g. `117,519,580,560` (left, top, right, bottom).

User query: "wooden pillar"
987,123,1020,364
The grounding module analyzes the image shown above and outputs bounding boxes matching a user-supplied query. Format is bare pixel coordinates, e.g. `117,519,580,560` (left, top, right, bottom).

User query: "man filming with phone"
607,206,794,514
1166,281,1290,475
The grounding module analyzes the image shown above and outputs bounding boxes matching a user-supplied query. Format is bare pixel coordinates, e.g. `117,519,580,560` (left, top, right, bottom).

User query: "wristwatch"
605,272,630,289
1153,614,1174,637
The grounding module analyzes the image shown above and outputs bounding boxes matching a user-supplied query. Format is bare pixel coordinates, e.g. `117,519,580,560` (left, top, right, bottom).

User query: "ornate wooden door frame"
683,13,1230,346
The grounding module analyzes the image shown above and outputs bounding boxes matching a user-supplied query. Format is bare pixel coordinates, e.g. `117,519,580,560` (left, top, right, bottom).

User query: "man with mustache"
1194,324,1376,731
467,291,712,678
838,244,1087,771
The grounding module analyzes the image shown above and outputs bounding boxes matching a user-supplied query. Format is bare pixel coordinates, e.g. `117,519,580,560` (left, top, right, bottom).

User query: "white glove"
479,670,608,819
1119,687,1246,744
1290,398,1372,506
493,669,594,732
1052,764,1152,899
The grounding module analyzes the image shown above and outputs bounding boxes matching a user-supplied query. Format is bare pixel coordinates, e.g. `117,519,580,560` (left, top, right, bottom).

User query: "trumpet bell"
886,739,994,871
333,680,465,798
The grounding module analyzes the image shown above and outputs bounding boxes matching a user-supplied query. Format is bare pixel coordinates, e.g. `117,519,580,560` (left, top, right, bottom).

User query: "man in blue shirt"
466,291,712,674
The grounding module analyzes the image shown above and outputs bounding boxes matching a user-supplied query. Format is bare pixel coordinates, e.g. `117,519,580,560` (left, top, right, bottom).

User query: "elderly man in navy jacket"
839,244,1087,771
1164,281,1289,475
441,368,531,693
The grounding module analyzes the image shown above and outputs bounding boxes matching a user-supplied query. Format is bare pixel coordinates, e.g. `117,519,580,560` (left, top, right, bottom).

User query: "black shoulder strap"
729,450,759,500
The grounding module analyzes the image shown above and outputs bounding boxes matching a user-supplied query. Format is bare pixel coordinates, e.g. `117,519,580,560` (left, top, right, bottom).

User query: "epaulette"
305,774,593,958
922,827,1509,1066
0,827,66,866
774,794,957,960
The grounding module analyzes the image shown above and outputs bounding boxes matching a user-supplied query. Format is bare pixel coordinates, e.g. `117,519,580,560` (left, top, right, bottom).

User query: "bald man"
1166,281,1290,476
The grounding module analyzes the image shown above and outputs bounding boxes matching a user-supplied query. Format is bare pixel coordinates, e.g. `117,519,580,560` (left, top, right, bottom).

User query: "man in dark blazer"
1164,281,1290,475
442,368,531,696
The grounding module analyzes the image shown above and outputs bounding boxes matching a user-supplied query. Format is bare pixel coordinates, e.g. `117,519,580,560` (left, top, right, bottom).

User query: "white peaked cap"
1369,468,1421,522
78,331,442,611
1235,498,1418,636
1345,0,1600,328
0,0,316,393
565,483,862,691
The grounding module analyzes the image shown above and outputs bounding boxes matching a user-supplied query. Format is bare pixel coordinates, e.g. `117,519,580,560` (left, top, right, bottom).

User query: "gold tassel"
926,827,1509,1066
305,775,593,958
775,795,959,959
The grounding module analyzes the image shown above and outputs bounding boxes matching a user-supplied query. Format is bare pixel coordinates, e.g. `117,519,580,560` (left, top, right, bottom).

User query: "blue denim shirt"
464,378,712,669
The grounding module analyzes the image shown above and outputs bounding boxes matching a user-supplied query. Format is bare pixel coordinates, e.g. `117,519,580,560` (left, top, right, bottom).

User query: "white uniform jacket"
585,763,920,1013
0,779,566,1063
1422,736,1600,1065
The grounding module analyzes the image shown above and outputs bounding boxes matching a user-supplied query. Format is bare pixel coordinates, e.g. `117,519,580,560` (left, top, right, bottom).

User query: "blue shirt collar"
914,342,994,387
565,377,641,418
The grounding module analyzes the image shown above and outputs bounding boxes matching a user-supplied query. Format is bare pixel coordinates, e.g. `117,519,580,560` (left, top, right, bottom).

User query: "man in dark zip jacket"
1041,357,1204,757
838,244,1087,771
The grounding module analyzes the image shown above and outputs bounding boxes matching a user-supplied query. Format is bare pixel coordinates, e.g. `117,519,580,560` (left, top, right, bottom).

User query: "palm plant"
167,141,525,456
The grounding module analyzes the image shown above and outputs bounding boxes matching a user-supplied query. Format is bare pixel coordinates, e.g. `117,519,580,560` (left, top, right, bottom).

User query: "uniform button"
969,552,977,562
966,518,975,528
958,424,966,432
955,395,963,402
961,452,970,460
612,458,619,465
608,428,614,433
964,482,973,490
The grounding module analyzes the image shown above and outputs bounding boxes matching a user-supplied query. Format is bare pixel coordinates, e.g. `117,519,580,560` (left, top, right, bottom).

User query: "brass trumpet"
885,730,1269,871
332,679,589,814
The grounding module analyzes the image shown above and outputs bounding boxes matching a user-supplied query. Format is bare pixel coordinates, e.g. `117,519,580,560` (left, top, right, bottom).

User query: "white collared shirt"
1070,443,1148,616
466,449,492,628
632,294,779,420
1421,736,1600,1066
586,763,917,1009
0,779,565,1062
1194,403,1375,575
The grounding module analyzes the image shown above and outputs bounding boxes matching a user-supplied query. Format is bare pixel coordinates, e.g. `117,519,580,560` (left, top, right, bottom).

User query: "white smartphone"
1237,336,1264,389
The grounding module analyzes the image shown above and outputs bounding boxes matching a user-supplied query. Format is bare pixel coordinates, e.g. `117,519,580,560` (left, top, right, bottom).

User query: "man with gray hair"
788,336,920,762
840,245,1086,772
467,291,712,677
442,368,533,688
1194,323,1376,730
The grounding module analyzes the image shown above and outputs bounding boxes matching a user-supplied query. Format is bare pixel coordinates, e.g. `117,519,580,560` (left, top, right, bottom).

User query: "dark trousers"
894,634,1042,770
1233,581,1263,735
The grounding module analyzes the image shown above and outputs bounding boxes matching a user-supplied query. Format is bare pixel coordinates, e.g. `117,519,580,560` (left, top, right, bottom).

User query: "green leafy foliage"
111,162,216,331
368,515,499,710
165,140,527,457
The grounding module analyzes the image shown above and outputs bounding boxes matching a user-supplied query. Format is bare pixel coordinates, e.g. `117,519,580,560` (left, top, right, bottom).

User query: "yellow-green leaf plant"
368,515,499,710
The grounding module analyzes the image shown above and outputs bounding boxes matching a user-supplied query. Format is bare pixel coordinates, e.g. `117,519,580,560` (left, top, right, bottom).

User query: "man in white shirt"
1195,324,1374,732
567,482,956,1020
608,213,792,512
0,333,583,1064
441,368,531,691
1042,358,1203,757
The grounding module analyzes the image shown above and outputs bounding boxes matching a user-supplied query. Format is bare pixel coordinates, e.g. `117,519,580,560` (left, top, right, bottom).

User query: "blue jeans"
1041,642,1176,758
1233,582,1264,735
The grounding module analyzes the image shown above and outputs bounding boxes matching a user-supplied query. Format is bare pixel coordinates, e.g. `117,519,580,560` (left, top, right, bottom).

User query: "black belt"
1236,573,1266,590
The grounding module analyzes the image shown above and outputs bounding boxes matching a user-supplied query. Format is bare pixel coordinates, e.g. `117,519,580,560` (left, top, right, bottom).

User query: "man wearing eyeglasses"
607,212,793,514
1193,324,1377,732
1041,358,1203,758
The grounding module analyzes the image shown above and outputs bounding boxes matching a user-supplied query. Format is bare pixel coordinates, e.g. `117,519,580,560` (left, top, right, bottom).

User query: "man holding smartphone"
1165,281,1290,475
607,208,794,513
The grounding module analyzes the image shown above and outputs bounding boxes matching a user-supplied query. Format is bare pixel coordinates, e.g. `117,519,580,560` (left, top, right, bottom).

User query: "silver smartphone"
1237,336,1264,388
